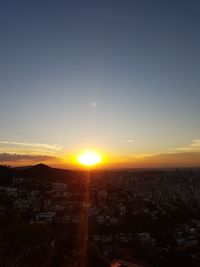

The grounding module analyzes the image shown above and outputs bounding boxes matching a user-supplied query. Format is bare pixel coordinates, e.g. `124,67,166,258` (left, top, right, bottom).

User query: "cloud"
109,151,200,169
188,139,200,150
127,139,135,143
171,139,200,152
139,151,200,168
90,102,97,109
0,153,57,162
0,141,63,151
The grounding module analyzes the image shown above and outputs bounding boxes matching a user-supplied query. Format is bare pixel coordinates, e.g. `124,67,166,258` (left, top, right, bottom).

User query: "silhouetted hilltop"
22,164,76,180
22,163,53,177
0,164,80,183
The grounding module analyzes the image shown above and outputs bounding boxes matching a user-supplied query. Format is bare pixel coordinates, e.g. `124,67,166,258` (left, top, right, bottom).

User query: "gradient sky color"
1,0,200,168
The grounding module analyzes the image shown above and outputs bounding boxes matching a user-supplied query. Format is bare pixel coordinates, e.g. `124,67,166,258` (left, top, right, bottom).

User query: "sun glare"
77,151,102,166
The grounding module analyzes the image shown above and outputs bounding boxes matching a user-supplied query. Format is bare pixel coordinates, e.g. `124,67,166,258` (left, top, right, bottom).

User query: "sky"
1,0,200,168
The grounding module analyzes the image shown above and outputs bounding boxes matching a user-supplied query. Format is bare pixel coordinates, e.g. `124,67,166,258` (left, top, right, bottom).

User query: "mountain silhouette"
0,164,78,183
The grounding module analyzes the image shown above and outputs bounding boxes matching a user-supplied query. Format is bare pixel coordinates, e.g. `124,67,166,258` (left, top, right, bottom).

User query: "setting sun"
77,151,102,166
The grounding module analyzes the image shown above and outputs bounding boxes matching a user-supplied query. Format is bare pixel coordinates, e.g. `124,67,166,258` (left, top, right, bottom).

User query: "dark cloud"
0,153,57,162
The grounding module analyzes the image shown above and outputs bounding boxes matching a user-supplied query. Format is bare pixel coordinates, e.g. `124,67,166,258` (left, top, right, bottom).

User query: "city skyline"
1,0,200,168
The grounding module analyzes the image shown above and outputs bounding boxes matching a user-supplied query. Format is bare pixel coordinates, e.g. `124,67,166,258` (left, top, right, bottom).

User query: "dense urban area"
1,164,200,266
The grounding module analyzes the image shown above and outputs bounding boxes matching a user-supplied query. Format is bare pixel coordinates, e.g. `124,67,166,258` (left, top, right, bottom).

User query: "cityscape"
1,164,200,266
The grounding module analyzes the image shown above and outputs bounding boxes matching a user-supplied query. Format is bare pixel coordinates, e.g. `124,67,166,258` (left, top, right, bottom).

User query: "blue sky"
1,0,200,167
